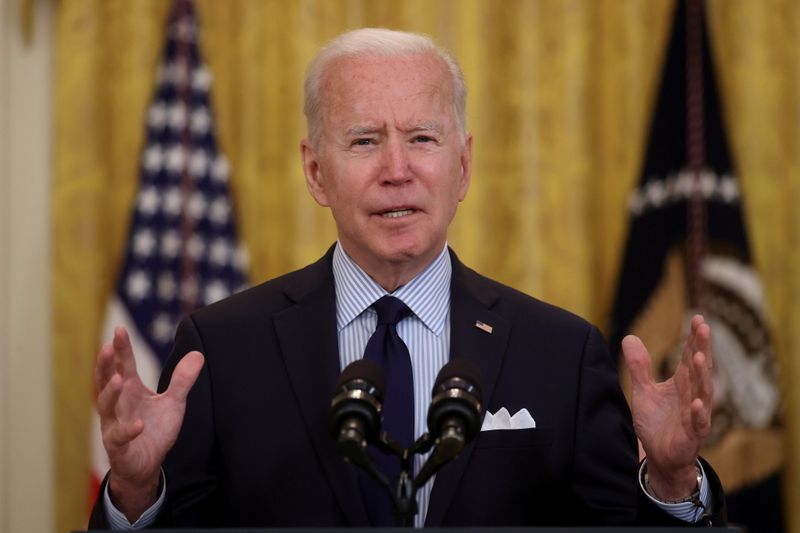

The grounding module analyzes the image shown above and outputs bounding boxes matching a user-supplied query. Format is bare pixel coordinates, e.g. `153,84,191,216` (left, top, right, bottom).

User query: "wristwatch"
642,462,703,505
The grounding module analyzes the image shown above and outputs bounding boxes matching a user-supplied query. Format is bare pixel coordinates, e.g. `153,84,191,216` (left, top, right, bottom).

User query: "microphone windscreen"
434,359,482,399
336,358,386,395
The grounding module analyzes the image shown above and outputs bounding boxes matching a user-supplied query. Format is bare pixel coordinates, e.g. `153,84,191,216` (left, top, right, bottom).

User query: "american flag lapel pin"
475,320,493,334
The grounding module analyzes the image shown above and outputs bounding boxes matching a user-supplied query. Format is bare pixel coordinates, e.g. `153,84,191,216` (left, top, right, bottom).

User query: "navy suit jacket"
90,247,724,527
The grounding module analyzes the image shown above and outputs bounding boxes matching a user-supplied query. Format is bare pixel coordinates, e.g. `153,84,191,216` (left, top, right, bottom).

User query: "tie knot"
372,295,412,326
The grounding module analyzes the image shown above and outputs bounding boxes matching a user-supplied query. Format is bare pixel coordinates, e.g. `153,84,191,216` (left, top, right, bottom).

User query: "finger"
690,397,711,437
106,418,145,449
682,314,703,364
621,335,653,390
696,322,713,370
94,342,117,391
682,316,708,395
692,350,714,406
96,374,123,421
165,351,205,402
690,315,711,357
112,326,139,378
690,313,705,333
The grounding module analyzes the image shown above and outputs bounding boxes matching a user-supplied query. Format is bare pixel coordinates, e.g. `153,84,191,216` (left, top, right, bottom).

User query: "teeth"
382,209,414,218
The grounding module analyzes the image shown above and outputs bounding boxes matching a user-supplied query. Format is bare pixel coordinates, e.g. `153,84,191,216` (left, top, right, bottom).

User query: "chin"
380,239,438,266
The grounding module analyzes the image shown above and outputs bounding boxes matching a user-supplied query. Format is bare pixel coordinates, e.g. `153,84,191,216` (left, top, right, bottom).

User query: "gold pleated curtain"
53,1,800,531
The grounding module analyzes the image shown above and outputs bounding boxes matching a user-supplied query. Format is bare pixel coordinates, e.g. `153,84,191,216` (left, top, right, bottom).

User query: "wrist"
108,471,161,522
642,461,701,503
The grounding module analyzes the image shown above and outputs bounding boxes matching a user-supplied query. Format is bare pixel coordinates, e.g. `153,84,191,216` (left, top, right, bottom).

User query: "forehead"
319,53,454,127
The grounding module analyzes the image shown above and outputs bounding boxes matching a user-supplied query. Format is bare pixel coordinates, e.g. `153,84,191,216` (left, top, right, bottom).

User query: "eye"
412,135,436,144
351,138,374,146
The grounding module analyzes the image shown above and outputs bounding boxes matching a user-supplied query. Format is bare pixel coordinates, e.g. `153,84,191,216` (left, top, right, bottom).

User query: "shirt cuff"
103,469,166,530
638,459,712,523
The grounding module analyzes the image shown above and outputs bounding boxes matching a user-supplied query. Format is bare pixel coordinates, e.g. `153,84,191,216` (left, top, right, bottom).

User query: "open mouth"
380,208,415,219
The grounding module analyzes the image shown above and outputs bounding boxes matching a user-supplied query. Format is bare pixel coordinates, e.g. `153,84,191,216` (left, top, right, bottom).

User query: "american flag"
90,0,248,504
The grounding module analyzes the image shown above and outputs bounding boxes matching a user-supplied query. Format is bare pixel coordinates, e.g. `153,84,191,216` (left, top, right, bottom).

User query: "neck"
339,244,444,293
364,259,428,293
372,269,420,293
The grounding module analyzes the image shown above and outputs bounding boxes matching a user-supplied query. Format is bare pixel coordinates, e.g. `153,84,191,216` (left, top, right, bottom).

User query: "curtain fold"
52,1,800,531
707,0,800,526
53,0,171,527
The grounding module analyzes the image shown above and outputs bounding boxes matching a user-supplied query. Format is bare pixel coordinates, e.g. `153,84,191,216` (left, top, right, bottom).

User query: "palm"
103,370,190,482
629,364,700,472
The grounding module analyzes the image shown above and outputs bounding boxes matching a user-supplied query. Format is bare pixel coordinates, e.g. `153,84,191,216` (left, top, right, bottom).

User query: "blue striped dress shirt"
332,242,451,528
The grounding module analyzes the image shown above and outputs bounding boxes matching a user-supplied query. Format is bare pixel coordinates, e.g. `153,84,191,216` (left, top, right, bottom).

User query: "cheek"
320,162,356,205
326,177,365,216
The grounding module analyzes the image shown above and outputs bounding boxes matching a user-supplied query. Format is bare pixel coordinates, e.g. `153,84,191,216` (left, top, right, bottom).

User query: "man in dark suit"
92,28,723,528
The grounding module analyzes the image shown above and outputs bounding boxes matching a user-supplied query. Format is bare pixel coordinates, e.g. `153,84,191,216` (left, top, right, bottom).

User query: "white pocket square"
481,407,536,431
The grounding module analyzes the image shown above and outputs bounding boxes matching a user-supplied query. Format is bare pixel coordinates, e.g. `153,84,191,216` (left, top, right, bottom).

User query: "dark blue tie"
360,295,414,526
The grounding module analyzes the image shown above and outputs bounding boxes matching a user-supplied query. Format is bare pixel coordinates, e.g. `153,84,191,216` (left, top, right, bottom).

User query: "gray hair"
303,28,467,146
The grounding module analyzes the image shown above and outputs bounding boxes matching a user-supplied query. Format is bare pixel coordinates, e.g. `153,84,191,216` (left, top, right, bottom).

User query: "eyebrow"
345,122,444,137
346,125,381,137
409,121,443,134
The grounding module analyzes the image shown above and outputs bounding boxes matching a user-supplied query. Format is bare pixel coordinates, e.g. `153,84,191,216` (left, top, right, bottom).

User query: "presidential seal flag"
89,0,249,507
609,1,783,531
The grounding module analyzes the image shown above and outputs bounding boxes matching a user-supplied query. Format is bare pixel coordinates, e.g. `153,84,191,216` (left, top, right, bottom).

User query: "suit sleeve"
87,475,112,529
150,314,225,527
568,325,641,524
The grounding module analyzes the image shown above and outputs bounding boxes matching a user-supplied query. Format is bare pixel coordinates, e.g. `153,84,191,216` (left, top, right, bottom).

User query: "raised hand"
94,326,204,521
621,314,713,500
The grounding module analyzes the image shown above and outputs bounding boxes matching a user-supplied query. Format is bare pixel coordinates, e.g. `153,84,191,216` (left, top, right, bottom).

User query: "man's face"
301,53,472,286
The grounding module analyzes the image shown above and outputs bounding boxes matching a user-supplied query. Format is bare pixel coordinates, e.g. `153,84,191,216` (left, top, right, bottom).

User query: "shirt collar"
332,242,451,335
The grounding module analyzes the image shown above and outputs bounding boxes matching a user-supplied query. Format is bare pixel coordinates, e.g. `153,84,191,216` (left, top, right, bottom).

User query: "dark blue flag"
609,1,783,531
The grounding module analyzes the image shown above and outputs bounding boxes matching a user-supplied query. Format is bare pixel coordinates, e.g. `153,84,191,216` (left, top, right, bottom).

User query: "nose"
381,137,411,185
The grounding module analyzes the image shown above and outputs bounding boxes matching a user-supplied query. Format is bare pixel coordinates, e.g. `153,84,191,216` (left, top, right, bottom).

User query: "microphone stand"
344,429,461,527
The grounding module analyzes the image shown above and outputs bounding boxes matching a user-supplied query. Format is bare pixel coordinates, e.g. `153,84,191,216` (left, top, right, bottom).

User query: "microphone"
328,359,385,462
329,358,483,526
427,359,482,460
413,359,482,490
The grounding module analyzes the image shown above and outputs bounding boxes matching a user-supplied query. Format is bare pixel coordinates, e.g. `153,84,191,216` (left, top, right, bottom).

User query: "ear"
457,133,473,201
301,139,330,207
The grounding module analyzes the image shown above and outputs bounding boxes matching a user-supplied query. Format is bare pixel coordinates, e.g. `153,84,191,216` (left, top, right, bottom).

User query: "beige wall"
0,0,54,532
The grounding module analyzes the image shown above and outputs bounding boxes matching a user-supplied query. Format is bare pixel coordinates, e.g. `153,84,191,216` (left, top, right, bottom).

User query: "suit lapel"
425,252,511,526
272,250,369,526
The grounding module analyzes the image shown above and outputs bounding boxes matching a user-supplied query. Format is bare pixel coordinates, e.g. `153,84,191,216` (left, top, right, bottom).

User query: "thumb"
621,335,653,389
166,351,205,402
